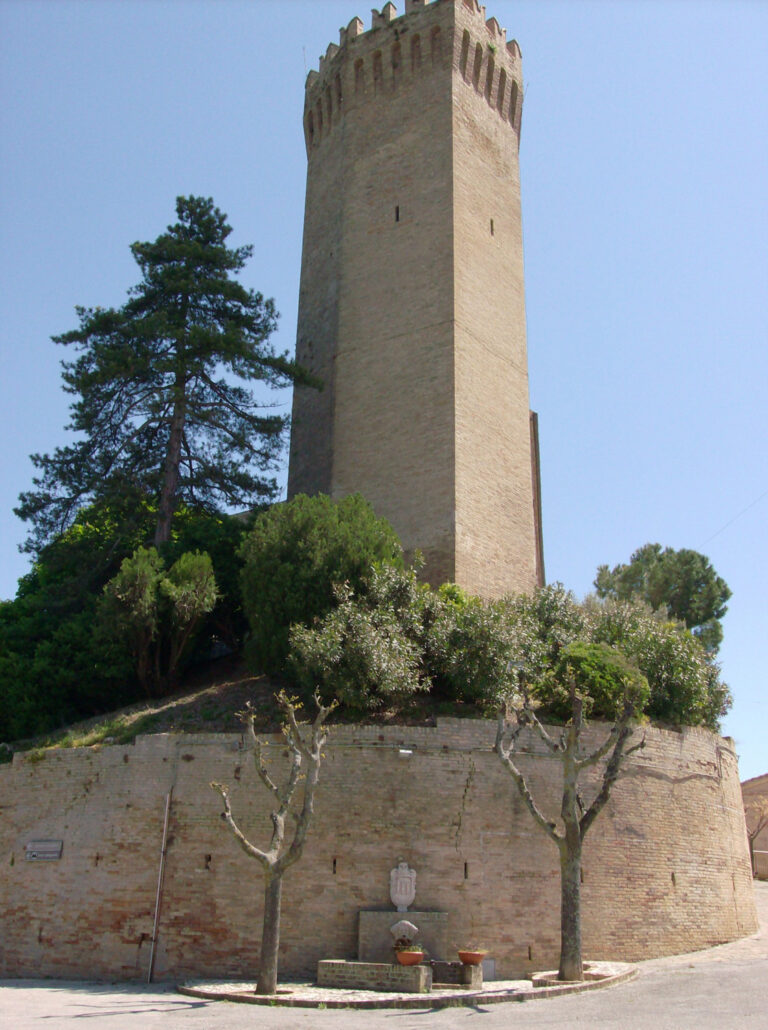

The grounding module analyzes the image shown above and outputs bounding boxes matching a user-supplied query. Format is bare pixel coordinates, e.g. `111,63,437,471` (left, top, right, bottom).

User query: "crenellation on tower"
289,0,543,596
371,2,398,27
304,0,523,156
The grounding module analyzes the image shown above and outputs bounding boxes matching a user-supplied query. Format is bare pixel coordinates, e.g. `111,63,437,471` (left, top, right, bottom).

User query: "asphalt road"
2,882,766,1030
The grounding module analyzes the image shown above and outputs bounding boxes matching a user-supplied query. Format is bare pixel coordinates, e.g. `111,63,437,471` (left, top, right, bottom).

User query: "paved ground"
178,959,635,1009
1,882,766,1030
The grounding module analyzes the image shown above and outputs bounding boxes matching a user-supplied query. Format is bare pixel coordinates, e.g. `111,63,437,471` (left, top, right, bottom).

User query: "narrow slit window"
472,43,483,89
392,41,402,89
485,57,495,102
497,68,507,114
430,25,443,66
411,34,422,74
464,861,469,879
373,50,383,93
355,58,365,95
333,857,337,875
490,218,494,235
325,85,333,125
395,205,400,222
460,30,470,79
509,80,519,128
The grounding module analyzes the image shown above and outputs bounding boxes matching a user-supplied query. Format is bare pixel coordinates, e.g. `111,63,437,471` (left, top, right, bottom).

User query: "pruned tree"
212,692,336,995
744,797,768,876
495,642,648,981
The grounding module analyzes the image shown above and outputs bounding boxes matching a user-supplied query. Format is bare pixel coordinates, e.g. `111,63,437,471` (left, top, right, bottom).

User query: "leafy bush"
288,570,730,730
288,564,433,712
239,493,403,675
534,641,649,722
585,597,730,728
0,500,247,742
100,547,218,696
436,584,586,706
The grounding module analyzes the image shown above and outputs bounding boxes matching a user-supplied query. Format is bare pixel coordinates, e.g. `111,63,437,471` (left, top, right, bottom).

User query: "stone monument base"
317,959,432,994
358,910,448,963
430,959,483,988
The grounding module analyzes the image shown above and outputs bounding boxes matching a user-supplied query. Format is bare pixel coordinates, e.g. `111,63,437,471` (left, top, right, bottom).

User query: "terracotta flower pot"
458,950,486,966
396,950,424,966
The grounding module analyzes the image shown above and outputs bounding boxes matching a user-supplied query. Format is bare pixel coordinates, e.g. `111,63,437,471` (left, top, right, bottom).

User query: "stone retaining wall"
0,719,757,981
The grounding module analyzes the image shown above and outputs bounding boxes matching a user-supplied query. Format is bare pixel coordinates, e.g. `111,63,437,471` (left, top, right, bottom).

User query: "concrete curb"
178,962,638,1009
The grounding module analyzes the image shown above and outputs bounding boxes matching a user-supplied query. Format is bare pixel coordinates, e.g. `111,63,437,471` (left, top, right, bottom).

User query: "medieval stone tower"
288,0,544,597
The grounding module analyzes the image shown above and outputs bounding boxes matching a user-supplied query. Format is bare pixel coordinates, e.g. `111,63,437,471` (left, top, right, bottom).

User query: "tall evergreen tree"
594,543,731,652
17,196,309,551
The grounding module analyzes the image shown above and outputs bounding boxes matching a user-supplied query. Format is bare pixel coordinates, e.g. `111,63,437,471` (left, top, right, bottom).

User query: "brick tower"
287,0,544,596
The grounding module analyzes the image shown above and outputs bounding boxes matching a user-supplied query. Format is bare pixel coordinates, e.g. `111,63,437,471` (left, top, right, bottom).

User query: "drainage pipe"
147,787,173,983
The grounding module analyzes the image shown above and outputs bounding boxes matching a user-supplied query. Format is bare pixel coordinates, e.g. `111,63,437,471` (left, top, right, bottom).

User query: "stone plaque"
25,840,63,861
390,861,416,911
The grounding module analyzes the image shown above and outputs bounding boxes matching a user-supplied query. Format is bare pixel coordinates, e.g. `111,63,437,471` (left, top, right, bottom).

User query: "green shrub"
100,547,218,696
534,641,649,722
585,597,731,728
239,493,402,675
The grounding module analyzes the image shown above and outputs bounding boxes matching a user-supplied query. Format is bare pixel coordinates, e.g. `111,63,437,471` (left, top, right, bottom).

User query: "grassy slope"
7,657,477,758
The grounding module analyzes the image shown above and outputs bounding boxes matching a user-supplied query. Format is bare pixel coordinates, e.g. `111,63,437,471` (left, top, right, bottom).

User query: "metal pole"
147,788,173,983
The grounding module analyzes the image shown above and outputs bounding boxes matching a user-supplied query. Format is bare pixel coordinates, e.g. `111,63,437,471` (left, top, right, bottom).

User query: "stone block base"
430,960,483,988
317,959,432,994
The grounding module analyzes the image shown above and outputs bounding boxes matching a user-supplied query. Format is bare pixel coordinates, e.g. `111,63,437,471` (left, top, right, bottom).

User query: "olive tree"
211,692,336,995
495,642,649,981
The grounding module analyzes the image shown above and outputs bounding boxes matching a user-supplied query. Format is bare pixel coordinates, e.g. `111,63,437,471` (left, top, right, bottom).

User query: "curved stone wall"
0,719,756,981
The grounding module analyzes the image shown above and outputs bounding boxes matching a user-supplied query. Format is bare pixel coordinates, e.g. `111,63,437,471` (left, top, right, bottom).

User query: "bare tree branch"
579,719,644,840
575,722,622,771
495,711,561,844
211,690,338,995
211,781,272,868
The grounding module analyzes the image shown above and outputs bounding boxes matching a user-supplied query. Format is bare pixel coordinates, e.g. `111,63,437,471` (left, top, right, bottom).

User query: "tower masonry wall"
451,0,536,595
288,0,540,595
0,721,756,982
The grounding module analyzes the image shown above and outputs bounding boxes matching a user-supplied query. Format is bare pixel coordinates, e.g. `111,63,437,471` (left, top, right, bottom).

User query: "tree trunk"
558,831,583,981
256,871,283,995
559,731,583,982
155,390,185,547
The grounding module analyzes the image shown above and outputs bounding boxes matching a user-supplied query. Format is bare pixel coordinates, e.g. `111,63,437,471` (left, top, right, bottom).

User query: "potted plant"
394,937,425,966
457,944,488,966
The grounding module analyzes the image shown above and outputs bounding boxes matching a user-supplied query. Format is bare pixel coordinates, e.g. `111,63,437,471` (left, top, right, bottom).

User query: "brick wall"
742,772,768,879
0,720,756,982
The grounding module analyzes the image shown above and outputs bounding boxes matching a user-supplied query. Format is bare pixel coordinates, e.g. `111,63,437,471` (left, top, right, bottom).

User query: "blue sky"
0,0,765,779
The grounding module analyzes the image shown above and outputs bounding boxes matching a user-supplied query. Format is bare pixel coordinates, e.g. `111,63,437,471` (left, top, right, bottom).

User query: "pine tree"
17,196,309,551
